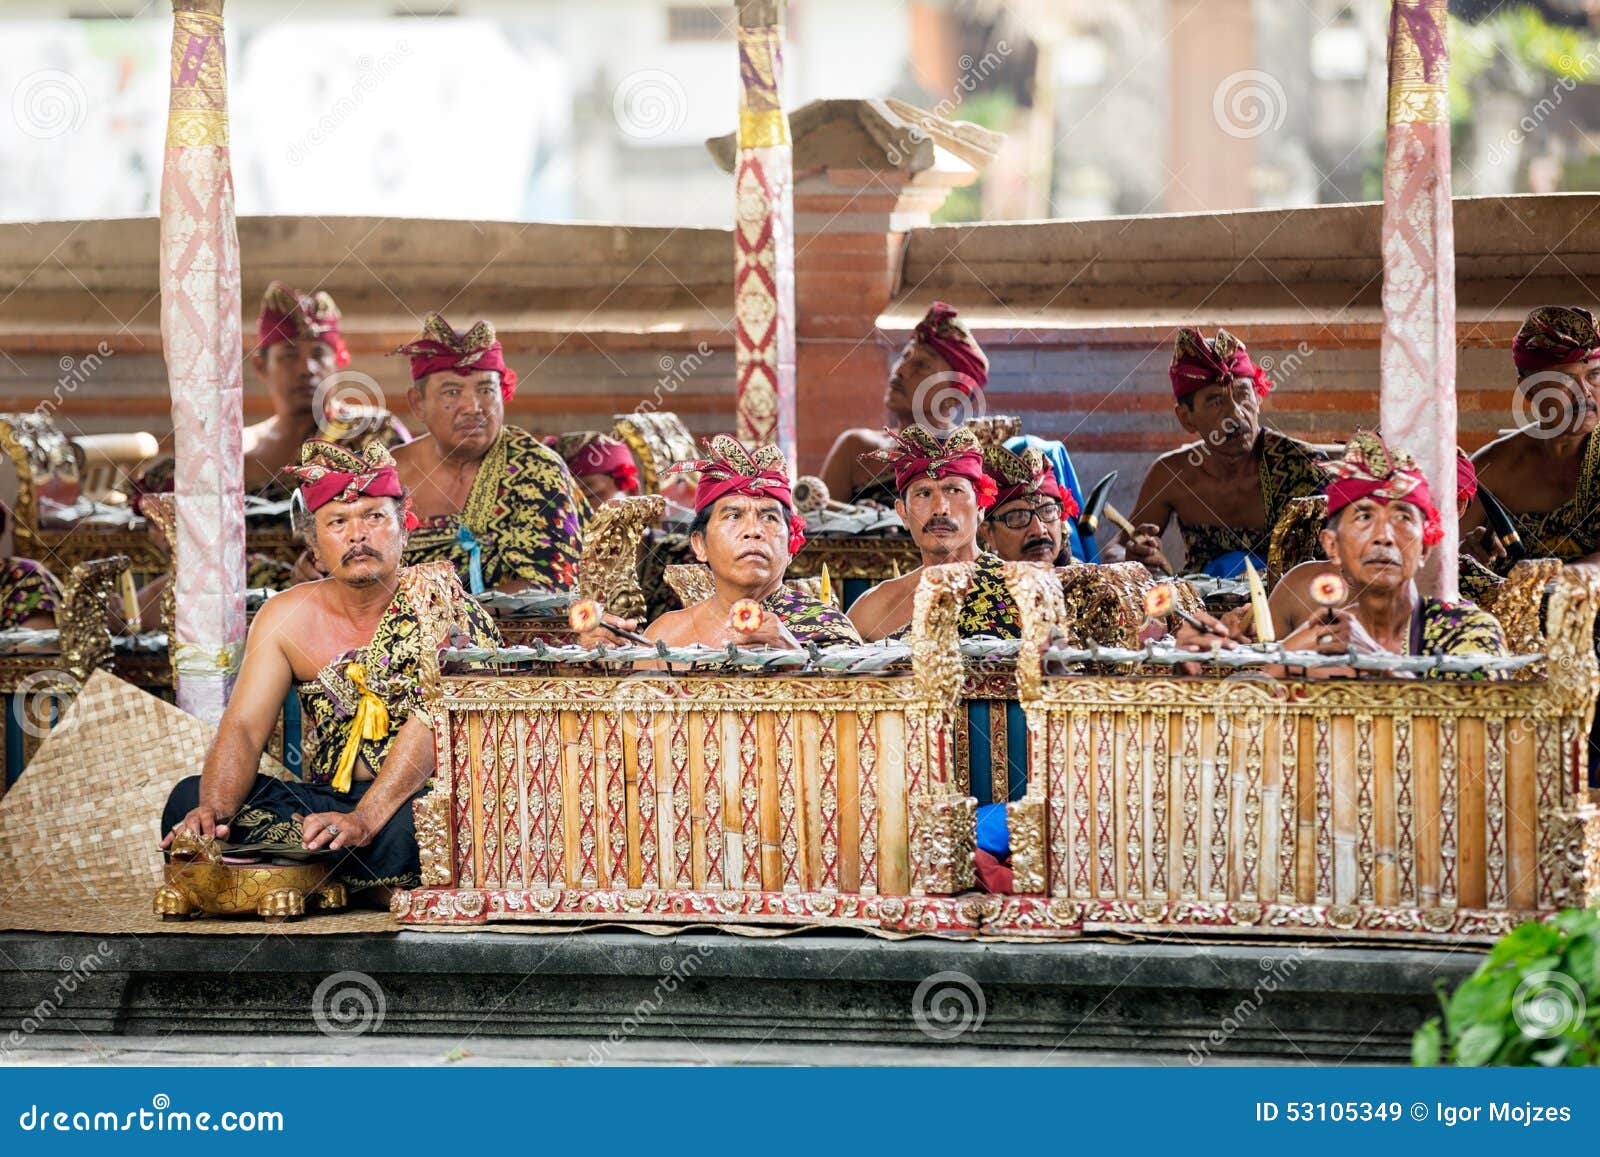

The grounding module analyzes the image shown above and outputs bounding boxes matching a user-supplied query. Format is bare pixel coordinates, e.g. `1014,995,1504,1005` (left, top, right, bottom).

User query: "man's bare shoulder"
390,435,434,469
644,606,695,644
244,583,320,646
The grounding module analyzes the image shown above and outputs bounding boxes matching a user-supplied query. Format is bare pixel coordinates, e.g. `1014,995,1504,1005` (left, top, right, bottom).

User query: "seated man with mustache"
847,426,1020,642
1176,433,1506,679
579,436,859,651
160,440,501,904
384,314,586,594
978,442,1079,566
1462,306,1600,575
1120,327,1329,577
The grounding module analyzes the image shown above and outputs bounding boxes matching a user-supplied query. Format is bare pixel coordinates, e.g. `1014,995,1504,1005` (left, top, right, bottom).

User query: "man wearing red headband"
551,432,640,509
1176,433,1505,679
161,439,500,902
978,443,1079,566
135,281,410,591
817,302,990,506
389,314,585,594
139,282,409,503
1120,327,1330,578
847,425,1020,642
1464,305,1600,575
578,436,858,651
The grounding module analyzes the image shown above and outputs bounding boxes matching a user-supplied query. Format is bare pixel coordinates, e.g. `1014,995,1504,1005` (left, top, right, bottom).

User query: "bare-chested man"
818,302,989,506
580,436,858,650
847,426,1019,642
1120,327,1329,578
1463,306,1600,577
160,439,499,902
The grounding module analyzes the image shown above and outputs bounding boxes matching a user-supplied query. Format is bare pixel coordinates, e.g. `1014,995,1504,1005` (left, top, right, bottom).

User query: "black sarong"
161,774,422,892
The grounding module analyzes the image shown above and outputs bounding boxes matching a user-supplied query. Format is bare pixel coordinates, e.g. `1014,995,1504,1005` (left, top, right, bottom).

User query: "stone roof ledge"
706,97,1004,181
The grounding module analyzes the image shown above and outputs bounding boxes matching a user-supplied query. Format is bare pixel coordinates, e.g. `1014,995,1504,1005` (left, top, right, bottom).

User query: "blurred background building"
4,0,1600,227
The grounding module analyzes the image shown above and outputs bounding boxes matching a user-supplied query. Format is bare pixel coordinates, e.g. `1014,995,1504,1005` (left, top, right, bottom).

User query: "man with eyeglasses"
978,443,1080,565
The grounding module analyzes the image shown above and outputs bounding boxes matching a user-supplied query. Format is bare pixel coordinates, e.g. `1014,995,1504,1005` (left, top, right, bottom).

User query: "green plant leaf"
1413,1018,1442,1067
1454,1023,1505,1067
1532,1040,1571,1067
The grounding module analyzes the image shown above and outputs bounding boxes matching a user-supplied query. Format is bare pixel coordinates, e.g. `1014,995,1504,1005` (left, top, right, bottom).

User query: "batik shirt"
1178,430,1330,574
297,566,502,790
1501,431,1600,568
1412,598,1508,681
887,551,1022,641
403,426,585,592
763,585,861,647
0,558,62,629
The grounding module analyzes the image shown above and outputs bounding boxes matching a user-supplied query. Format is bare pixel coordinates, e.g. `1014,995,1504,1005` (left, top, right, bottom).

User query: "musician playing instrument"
578,436,859,651
387,314,586,594
1463,306,1600,575
978,442,1079,566
847,425,1020,642
1120,327,1329,578
817,302,989,506
160,439,500,901
1176,433,1506,679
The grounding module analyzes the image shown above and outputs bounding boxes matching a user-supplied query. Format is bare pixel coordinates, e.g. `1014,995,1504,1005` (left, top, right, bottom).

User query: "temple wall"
0,193,1595,517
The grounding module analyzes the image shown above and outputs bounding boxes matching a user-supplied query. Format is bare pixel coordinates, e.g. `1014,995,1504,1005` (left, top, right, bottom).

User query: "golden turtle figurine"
155,831,348,923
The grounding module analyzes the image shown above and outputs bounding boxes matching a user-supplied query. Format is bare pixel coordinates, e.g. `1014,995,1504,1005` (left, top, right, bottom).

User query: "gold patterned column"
160,0,246,721
732,0,795,465
1380,0,1457,600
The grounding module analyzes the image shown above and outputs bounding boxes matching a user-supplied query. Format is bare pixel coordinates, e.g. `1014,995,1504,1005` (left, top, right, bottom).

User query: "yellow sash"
331,662,390,794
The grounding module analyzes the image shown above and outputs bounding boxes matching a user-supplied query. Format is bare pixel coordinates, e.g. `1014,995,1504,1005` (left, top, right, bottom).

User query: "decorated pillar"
1379,0,1457,600
732,0,796,466
159,0,246,721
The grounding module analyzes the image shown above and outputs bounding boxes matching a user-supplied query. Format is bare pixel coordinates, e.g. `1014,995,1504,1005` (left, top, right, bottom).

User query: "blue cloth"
976,803,1010,858
1005,435,1095,563
1202,549,1266,579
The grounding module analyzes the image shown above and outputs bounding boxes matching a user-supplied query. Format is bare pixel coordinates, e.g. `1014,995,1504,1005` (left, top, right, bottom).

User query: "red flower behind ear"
974,473,998,510
787,514,807,556
402,496,420,531
615,461,640,495
1422,517,1443,547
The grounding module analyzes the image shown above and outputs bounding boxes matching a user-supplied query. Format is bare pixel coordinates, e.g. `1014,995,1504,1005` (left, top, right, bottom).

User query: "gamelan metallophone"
393,563,1600,944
